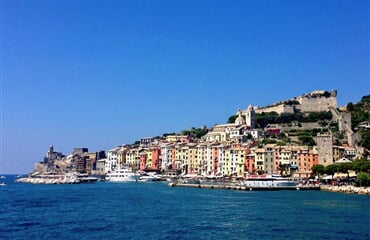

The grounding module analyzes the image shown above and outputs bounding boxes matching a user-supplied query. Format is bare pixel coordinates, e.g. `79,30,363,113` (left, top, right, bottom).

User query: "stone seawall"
320,185,369,194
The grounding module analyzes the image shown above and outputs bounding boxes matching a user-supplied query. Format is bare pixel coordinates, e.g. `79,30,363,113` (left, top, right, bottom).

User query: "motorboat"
74,173,99,183
245,174,298,190
138,173,162,182
105,167,139,182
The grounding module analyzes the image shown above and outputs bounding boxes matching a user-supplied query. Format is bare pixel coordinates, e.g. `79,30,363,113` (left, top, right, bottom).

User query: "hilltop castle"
253,90,338,114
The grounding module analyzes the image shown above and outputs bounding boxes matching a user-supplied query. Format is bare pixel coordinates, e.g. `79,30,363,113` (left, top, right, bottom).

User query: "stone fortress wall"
255,90,338,114
295,90,338,112
255,104,294,114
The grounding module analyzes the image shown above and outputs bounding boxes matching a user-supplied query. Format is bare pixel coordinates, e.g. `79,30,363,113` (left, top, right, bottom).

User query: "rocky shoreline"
320,185,369,195
16,176,79,184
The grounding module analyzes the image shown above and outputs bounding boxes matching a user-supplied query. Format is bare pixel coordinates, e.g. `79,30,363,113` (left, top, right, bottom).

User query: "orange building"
296,148,318,178
139,152,147,171
150,148,161,170
245,152,255,174
212,145,219,175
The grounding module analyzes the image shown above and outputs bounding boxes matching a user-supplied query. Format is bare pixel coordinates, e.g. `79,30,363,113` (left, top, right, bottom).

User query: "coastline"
13,176,370,195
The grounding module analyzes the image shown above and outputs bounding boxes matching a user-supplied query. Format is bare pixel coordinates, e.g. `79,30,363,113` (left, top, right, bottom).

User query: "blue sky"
1,0,369,174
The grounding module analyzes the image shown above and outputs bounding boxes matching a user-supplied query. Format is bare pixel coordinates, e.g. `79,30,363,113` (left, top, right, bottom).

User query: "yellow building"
175,144,188,173
254,148,265,172
117,147,128,166
233,146,245,177
187,143,198,174
146,149,153,168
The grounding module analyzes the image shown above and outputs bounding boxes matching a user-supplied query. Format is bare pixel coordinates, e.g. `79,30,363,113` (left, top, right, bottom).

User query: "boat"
0,176,6,179
105,167,139,182
0,182,7,186
244,175,298,190
138,173,162,182
74,173,99,183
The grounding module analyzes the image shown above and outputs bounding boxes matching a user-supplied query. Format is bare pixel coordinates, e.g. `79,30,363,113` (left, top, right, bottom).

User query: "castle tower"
48,144,54,161
316,132,333,166
245,104,255,129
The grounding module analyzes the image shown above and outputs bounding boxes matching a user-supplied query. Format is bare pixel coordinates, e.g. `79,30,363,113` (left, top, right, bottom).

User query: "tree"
337,162,353,181
298,135,315,146
361,94,370,104
347,102,355,111
357,172,369,187
228,115,237,124
360,129,370,150
352,159,370,173
325,164,338,179
312,164,325,179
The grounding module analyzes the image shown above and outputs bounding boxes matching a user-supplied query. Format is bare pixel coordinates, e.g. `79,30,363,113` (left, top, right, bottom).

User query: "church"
203,104,256,143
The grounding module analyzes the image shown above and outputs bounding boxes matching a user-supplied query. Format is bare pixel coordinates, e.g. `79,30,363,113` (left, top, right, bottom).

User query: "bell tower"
245,104,255,129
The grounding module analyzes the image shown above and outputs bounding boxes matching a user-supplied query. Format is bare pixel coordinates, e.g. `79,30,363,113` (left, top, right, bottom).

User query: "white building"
105,147,119,173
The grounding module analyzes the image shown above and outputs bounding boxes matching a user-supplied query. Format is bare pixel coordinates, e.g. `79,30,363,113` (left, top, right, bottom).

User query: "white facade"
205,145,213,176
160,144,169,170
245,104,256,129
105,148,119,173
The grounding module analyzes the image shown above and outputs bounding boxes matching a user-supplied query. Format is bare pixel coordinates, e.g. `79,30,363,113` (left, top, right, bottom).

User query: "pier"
168,182,320,191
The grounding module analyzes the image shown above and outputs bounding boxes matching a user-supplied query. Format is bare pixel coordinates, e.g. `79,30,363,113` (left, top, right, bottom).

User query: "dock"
168,182,320,191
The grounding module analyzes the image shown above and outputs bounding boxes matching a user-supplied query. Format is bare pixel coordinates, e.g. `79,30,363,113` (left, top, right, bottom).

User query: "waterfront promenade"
169,181,369,194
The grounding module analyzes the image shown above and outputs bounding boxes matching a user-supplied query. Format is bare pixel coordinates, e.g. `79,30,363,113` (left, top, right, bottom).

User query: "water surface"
1,175,369,240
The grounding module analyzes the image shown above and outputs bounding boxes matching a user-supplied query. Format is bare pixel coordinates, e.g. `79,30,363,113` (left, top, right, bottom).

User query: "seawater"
1,175,369,240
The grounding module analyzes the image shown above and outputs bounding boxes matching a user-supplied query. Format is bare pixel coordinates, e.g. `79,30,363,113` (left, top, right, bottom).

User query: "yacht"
138,173,162,182
74,173,99,183
106,167,139,182
245,175,298,190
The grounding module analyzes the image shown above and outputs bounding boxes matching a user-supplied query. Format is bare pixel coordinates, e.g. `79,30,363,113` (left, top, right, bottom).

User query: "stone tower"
245,104,255,129
49,144,54,157
316,132,333,166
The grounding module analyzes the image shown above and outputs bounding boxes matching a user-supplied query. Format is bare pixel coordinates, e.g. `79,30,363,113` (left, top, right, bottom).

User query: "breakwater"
320,185,369,194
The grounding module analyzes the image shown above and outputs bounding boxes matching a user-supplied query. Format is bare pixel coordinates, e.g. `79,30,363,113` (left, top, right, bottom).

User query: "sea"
1,175,369,240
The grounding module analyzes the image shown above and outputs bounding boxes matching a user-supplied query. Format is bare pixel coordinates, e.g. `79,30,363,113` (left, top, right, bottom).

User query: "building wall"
298,150,318,172
245,154,255,174
139,153,147,170
187,145,197,174
150,148,161,170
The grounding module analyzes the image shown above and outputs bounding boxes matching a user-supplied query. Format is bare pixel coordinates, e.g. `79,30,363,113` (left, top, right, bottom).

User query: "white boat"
0,182,7,186
245,175,298,190
138,173,161,182
106,167,139,182
74,173,99,183
0,176,6,179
